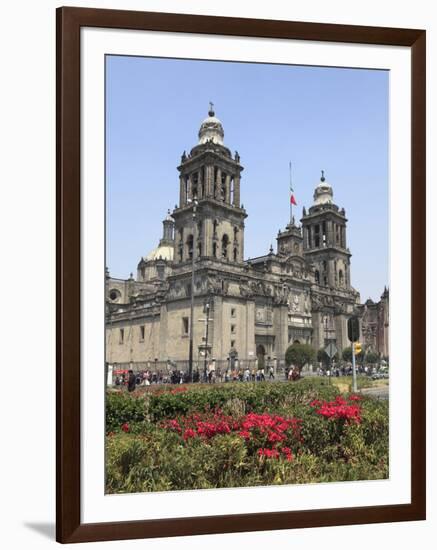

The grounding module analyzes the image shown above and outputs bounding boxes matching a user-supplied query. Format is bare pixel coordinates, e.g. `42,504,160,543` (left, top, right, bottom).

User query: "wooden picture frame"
56,6,426,543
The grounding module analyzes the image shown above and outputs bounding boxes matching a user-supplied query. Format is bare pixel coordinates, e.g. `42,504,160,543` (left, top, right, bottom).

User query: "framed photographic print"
56,7,426,543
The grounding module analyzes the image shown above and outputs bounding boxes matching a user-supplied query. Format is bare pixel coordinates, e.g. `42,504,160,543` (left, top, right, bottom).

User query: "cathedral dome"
313,170,333,205
198,104,224,145
145,245,174,262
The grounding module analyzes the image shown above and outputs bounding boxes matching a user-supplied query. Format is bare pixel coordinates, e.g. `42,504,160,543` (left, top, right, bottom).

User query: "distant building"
106,107,389,371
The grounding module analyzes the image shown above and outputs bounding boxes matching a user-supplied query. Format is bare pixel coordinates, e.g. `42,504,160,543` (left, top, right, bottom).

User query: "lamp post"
201,298,212,382
188,197,198,382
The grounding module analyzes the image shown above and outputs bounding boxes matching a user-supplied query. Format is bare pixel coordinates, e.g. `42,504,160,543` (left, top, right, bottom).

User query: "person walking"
127,369,136,392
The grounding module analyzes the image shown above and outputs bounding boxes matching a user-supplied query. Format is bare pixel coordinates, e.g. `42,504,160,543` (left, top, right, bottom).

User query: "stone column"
216,168,222,200
225,173,231,204
233,174,241,207
335,314,348,352
328,259,335,286
273,304,288,362
179,175,185,207
187,175,192,202
211,296,224,360
158,303,168,360
244,299,256,361
197,171,203,199
311,311,324,350
327,220,334,247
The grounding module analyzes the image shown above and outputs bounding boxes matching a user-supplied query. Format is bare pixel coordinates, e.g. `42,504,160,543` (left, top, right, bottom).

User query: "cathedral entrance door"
256,344,266,369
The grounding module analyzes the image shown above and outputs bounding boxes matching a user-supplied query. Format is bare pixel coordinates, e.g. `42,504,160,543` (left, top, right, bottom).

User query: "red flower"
348,394,362,401
257,448,280,459
312,398,362,424
183,428,196,440
281,447,293,461
121,423,129,432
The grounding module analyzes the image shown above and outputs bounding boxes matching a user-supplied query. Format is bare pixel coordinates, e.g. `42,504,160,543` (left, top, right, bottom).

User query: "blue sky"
106,55,388,302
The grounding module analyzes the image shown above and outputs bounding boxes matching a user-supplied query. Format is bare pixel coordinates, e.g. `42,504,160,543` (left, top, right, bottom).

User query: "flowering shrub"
310,395,362,424
105,382,388,493
161,410,302,461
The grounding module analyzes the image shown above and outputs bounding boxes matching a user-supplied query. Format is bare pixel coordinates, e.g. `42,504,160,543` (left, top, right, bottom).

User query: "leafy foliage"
105,382,388,492
285,343,316,371
342,346,353,363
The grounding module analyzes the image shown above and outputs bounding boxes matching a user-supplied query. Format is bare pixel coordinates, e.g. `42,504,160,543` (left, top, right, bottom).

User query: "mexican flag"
289,162,297,205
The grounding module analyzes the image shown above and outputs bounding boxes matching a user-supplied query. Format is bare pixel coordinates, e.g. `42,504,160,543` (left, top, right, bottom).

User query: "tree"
318,348,338,368
342,346,353,363
365,351,379,365
285,343,315,372
317,348,329,367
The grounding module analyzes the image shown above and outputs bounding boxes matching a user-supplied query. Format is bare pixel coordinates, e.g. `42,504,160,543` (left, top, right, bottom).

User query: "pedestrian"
268,365,275,380
127,369,136,392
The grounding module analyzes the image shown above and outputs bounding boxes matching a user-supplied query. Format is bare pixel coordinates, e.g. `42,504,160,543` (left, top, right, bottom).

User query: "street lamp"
188,196,198,382
201,298,212,382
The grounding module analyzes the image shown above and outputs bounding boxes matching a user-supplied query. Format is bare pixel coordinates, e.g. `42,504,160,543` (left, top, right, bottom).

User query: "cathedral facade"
106,107,389,371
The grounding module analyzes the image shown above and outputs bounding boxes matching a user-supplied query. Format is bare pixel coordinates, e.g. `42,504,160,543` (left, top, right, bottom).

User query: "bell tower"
301,171,351,289
172,105,247,264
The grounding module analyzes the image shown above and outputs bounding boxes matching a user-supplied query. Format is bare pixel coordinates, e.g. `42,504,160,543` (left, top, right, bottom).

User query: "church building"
106,107,388,372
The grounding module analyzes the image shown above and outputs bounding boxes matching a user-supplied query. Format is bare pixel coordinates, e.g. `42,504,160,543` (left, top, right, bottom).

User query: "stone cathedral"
106,107,389,370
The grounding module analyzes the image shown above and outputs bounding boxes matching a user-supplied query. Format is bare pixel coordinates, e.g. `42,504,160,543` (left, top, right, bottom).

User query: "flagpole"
289,162,292,224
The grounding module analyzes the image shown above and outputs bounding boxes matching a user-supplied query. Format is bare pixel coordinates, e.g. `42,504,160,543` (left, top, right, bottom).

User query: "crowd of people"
112,362,278,390
111,361,386,391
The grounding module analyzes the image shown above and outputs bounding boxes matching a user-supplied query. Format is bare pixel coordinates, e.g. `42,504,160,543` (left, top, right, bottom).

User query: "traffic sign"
325,342,338,359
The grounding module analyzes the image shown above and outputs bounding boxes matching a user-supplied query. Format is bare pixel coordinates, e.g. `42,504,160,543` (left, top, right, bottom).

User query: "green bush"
146,381,340,422
106,390,147,433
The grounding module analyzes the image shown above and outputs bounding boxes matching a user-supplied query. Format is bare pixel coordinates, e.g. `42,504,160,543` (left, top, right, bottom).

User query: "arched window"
233,247,238,261
315,270,320,284
197,241,202,257
339,269,344,287
213,220,218,237
186,234,193,260
222,234,229,259
233,226,239,242
212,242,217,258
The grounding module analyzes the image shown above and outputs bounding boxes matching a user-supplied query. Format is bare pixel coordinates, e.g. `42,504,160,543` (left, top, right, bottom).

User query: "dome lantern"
313,170,334,205
198,102,224,145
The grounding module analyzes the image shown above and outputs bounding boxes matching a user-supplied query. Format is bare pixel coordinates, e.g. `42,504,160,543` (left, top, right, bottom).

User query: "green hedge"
107,381,342,431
